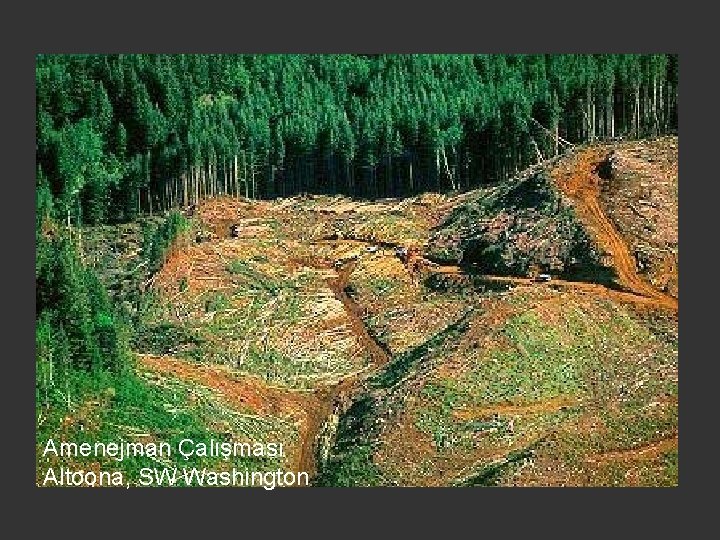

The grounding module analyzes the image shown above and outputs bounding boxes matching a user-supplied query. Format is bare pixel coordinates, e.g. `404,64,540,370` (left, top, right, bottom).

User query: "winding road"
139,146,677,484
552,149,678,312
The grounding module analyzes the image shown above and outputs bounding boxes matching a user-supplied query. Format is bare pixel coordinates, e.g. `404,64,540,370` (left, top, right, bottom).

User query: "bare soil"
136,137,678,486
551,144,678,312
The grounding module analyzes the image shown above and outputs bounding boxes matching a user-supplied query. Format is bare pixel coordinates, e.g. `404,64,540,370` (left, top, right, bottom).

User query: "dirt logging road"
584,432,678,464
327,259,392,368
430,267,676,313
138,145,676,485
137,353,327,475
299,155,679,478
138,255,393,480
551,148,678,313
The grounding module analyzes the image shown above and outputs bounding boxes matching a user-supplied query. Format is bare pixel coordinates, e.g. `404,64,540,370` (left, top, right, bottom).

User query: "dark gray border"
8,0,708,534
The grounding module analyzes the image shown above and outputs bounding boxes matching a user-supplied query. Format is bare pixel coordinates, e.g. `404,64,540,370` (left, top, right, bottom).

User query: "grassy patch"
367,277,400,297
427,171,610,280
36,364,297,486
134,321,205,355
455,442,541,487
364,291,677,486
316,444,385,487
204,292,230,313
371,311,472,389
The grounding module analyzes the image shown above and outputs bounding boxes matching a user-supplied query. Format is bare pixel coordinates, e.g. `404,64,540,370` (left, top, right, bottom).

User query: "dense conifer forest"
36,54,677,225
35,55,679,487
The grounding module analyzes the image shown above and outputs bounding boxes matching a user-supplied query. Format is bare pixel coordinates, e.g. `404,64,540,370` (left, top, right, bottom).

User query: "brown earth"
600,139,678,298
138,353,353,476
452,396,579,421
551,146,678,312
327,260,391,368
140,250,390,479
585,432,678,465
430,266,676,314
137,138,677,486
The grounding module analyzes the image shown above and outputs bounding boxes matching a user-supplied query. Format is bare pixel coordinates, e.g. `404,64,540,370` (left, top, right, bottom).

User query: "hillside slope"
426,168,610,282
51,137,678,487
320,137,678,487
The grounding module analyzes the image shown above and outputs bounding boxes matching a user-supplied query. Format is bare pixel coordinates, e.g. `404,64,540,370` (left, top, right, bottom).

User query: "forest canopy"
36,54,677,225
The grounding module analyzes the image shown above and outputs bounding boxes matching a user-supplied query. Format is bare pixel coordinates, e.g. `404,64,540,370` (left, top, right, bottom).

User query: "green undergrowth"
320,288,677,486
315,393,387,487
455,440,544,487
414,300,674,432
372,311,473,389
137,256,367,388
36,363,297,486
317,313,473,486
427,171,612,282
141,211,192,275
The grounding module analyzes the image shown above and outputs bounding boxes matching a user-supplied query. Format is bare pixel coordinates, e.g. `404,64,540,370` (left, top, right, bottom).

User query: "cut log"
530,117,574,148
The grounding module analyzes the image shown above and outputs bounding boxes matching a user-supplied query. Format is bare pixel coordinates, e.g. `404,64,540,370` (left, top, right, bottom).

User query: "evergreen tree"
36,54,679,221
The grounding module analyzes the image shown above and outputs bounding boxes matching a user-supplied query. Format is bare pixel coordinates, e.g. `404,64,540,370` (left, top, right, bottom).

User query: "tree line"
36,54,678,225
